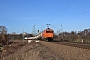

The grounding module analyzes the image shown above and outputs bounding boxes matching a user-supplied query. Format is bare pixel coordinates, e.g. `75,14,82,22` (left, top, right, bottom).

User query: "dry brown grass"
1,41,40,60
1,41,90,60
40,41,90,60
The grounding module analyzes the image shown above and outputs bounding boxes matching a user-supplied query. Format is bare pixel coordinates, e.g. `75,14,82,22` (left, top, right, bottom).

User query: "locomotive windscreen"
46,31,53,33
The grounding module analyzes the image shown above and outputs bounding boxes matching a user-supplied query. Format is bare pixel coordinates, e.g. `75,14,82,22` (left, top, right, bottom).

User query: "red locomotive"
42,28,54,41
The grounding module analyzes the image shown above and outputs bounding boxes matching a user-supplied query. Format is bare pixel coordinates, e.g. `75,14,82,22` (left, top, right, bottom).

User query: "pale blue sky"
0,0,90,33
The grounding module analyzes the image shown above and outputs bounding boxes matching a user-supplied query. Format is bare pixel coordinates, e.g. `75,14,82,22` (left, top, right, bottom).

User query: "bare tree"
0,26,8,46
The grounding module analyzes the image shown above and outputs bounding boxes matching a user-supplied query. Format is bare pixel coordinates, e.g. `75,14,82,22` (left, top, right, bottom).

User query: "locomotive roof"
45,28,54,31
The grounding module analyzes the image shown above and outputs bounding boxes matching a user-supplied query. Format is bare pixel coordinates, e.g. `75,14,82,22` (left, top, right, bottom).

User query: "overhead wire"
49,0,90,32
51,9,90,33
35,25,45,31
61,9,90,24
51,0,69,20
48,0,76,32
50,0,75,22
51,25,61,30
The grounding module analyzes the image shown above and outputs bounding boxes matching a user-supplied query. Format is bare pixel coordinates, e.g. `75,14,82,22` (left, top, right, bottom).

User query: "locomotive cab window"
46,31,53,33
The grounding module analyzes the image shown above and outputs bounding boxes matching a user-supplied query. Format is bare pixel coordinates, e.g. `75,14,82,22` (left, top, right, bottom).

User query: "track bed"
52,41,90,50
1,40,90,60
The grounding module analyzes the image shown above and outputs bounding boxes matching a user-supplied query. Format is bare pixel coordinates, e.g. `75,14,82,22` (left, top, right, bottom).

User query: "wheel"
47,38,53,42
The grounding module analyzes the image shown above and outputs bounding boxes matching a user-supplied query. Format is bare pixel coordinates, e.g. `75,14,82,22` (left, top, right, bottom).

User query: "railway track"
9,40,90,50
51,41,90,50
8,40,90,50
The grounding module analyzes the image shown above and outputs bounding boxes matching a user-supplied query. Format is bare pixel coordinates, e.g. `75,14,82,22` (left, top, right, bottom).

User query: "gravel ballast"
40,41,90,60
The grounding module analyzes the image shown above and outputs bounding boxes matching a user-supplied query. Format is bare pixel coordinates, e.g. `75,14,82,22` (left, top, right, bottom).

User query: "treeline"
54,29,90,43
0,33,33,46
0,26,33,46
8,34,33,40
0,25,90,45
